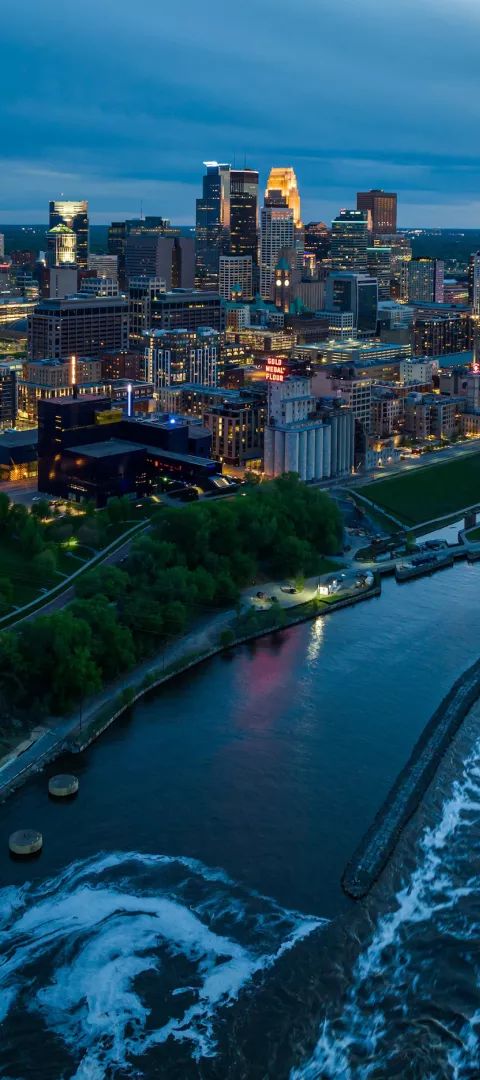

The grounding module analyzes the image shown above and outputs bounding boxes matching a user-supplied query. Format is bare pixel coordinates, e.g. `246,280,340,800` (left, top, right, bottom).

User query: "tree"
0,492,10,529
71,597,136,679
0,577,13,613
31,498,50,520
32,548,57,581
162,600,187,636
75,564,130,600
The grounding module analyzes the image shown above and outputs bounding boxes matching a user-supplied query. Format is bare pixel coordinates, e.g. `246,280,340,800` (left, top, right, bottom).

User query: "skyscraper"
219,256,253,301
367,245,392,300
229,169,259,263
357,189,397,235
325,272,378,334
469,252,480,315
407,258,444,303
331,210,369,272
259,204,295,300
49,200,89,268
195,162,231,289
304,222,330,263
265,168,302,225
46,224,77,267
125,232,195,288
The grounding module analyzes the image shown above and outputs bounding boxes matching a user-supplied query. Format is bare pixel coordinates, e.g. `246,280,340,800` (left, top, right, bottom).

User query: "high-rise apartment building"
331,210,369,272
28,295,128,359
195,162,231,288
219,255,253,301
259,205,295,300
407,258,444,303
230,169,258,263
412,312,472,356
357,189,397,235
144,327,219,389
0,235,4,260
49,200,89,268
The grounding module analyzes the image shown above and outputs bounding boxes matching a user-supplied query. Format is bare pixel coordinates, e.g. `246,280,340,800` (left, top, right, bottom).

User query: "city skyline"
2,0,480,226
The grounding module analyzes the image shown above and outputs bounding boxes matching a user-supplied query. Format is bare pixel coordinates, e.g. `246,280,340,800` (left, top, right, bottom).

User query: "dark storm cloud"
1,0,480,223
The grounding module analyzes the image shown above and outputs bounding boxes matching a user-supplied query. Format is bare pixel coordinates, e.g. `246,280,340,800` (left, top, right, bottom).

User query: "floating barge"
395,551,454,582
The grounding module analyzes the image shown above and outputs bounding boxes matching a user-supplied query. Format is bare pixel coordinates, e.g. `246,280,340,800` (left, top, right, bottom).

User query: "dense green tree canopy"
0,476,342,722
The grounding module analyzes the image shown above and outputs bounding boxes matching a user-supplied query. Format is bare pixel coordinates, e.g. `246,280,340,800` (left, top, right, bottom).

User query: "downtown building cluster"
0,172,479,496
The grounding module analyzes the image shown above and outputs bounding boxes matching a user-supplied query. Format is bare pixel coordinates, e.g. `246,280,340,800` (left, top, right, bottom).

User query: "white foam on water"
292,738,480,1079
0,851,325,1078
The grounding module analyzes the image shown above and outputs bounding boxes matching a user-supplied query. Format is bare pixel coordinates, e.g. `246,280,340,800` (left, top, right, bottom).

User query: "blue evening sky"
1,0,480,226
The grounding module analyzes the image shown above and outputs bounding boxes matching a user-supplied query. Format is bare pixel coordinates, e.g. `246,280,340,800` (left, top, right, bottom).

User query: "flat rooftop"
67,439,146,459
0,429,38,448
67,438,217,469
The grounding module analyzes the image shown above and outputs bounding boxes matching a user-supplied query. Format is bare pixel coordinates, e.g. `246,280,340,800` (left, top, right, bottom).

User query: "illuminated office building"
230,169,259,263
259,204,295,300
49,200,89,268
88,254,119,281
356,189,397,235
219,255,253,300
331,210,369,272
28,295,128,359
195,162,231,288
367,245,392,300
407,258,444,303
265,168,302,225
47,224,77,267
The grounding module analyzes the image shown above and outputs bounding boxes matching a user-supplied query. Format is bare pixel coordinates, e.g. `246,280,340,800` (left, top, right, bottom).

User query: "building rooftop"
0,429,38,465
68,436,217,469
67,439,146,460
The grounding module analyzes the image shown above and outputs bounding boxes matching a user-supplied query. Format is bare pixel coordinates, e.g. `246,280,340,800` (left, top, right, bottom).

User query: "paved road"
7,522,151,628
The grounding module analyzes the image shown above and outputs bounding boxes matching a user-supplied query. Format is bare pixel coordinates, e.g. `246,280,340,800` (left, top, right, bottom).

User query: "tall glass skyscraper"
49,200,89,269
195,162,231,289
331,210,369,272
229,169,259,263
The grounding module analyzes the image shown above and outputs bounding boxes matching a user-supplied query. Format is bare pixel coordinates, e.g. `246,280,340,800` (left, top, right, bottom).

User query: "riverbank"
0,581,381,799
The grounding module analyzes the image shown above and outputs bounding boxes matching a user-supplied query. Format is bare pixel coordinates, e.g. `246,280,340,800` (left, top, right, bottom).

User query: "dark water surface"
1,558,480,1077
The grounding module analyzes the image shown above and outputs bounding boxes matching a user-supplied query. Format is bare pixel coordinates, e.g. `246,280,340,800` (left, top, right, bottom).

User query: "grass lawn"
360,453,480,526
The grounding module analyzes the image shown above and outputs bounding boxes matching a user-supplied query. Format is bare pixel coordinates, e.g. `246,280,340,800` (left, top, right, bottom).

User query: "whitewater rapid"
292,737,480,1079
0,851,324,1078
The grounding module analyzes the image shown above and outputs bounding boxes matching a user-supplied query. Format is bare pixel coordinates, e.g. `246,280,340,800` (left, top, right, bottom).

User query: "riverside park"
359,449,480,527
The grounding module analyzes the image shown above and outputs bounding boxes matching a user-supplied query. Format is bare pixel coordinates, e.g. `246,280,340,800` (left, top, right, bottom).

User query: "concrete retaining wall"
71,585,381,753
342,655,480,899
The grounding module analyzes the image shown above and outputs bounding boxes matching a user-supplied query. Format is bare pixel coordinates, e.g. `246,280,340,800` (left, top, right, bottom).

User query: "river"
1,543,480,1077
